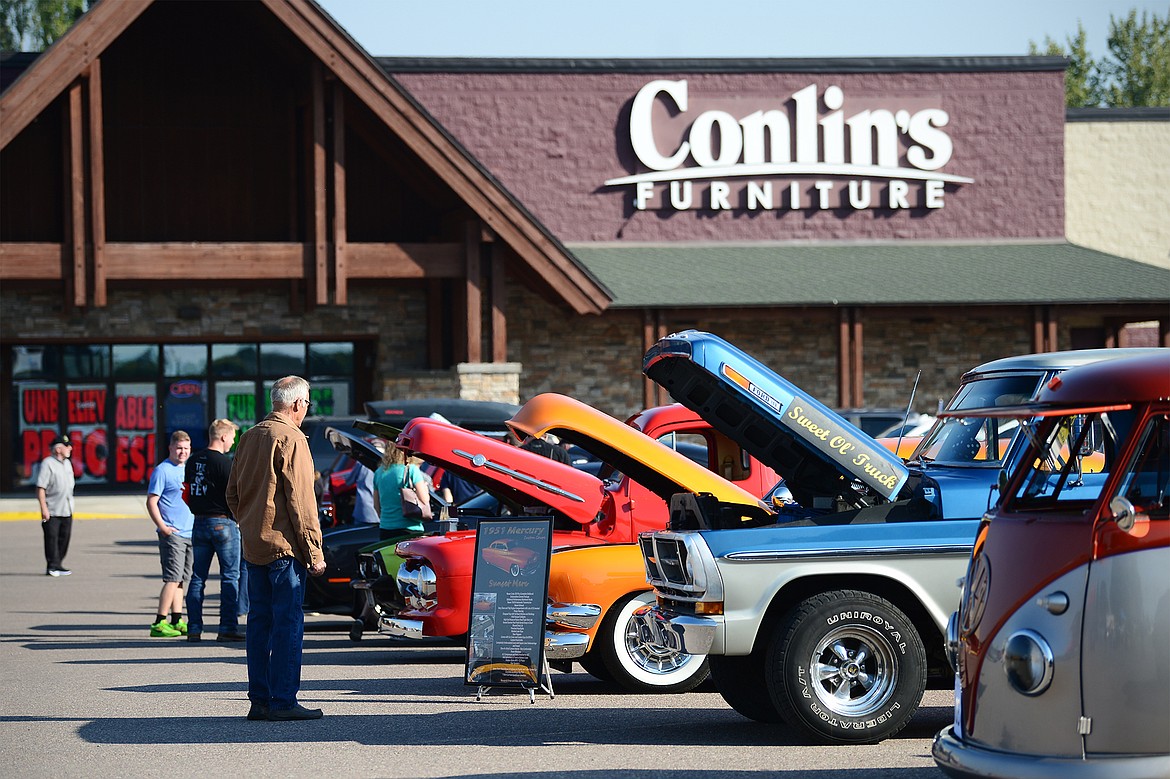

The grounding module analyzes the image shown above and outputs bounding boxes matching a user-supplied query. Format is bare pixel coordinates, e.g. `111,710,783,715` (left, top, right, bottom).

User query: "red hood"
396,417,605,525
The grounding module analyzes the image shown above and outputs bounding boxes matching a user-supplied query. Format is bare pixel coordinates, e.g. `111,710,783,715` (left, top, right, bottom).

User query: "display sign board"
465,518,553,691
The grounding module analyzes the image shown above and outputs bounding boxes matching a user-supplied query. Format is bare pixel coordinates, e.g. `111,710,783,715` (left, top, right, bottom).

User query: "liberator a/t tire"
766,589,926,744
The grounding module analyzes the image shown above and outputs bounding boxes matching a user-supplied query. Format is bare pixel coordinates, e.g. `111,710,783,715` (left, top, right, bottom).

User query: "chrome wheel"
808,625,897,717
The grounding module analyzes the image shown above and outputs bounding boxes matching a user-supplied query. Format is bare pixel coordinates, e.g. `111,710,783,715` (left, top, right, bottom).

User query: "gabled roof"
567,241,1170,308
0,0,611,315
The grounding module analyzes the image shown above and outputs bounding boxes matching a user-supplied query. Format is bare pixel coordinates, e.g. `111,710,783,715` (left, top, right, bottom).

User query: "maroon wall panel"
393,69,1065,243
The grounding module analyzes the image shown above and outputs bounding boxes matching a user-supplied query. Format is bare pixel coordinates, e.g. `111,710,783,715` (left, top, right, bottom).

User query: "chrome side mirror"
1109,495,1137,532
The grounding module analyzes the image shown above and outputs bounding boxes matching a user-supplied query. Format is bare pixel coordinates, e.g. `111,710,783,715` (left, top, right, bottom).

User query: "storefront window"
113,382,156,485
164,345,208,377
212,344,257,377
216,380,259,438
7,340,355,490
11,346,51,380
63,345,109,380
310,342,353,377
260,343,306,376
113,344,159,379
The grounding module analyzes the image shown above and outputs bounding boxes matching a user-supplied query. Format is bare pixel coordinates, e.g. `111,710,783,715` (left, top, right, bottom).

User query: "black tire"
348,621,364,642
595,591,709,693
709,652,786,723
766,590,926,744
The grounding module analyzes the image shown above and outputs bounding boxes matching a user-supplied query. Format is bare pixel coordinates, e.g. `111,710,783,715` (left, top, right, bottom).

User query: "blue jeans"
185,516,241,635
245,558,307,711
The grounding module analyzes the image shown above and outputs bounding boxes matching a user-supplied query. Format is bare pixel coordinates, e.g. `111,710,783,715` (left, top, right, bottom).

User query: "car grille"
640,534,692,589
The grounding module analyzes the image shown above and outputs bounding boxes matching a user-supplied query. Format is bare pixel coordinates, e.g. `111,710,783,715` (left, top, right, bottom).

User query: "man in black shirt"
184,418,244,643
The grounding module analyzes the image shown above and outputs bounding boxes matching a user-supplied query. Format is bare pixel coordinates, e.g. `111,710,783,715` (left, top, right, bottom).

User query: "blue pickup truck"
634,330,1155,744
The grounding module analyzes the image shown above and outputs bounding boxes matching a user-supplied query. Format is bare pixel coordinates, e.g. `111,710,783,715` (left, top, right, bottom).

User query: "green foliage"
1031,7,1170,107
1102,9,1170,106
0,0,90,51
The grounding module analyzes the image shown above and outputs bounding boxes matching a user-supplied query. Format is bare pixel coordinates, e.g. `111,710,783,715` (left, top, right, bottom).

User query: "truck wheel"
767,590,926,744
596,591,710,693
709,653,786,723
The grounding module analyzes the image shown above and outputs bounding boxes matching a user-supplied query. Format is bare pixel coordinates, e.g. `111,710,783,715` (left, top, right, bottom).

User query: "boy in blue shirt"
146,431,194,637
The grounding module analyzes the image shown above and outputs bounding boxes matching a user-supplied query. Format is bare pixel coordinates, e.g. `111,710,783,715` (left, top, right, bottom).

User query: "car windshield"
913,374,1041,467
1006,409,1141,511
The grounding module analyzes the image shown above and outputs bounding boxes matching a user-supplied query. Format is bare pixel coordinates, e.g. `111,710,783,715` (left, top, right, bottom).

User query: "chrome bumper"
547,602,600,630
630,604,716,656
382,617,425,639
544,630,590,660
933,725,1170,779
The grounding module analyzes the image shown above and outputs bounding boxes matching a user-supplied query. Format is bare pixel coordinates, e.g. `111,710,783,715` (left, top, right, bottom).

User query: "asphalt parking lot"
0,494,950,778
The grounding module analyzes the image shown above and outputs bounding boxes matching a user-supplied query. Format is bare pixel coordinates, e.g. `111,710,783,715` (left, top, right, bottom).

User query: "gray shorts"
158,533,193,584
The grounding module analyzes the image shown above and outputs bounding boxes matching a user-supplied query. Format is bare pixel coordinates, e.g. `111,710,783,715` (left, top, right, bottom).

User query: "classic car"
388,394,777,693
633,330,1159,743
481,538,541,576
933,350,1170,779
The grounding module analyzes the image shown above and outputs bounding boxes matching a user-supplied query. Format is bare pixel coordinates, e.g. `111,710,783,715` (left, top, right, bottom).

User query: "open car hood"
324,425,384,472
643,330,909,509
364,398,520,438
394,417,605,524
507,393,767,510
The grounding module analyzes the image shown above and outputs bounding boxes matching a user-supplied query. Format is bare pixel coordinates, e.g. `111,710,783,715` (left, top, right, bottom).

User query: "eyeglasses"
300,398,313,411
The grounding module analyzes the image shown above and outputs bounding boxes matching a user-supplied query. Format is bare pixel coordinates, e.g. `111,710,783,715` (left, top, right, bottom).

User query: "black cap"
50,434,71,447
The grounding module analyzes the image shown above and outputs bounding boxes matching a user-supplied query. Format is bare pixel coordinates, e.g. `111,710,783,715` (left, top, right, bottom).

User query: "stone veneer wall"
504,289,1030,420
1065,119,1170,269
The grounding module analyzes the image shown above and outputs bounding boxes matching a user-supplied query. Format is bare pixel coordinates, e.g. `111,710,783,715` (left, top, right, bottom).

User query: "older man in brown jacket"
226,375,326,722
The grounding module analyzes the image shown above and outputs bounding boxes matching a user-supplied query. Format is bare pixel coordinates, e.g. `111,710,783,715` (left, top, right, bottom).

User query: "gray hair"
271,376,310,408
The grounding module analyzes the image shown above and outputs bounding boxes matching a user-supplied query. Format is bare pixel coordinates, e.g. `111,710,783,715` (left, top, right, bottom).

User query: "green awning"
566,242,1170,308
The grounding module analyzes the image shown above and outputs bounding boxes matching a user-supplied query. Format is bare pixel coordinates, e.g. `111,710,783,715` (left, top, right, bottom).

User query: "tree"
1102,9,1170,107
1030,23,1106,107
0,0,90,52
1031,7,1170,107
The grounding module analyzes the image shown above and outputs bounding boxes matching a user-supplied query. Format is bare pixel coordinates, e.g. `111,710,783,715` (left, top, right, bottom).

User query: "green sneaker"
173,619,188,635
150,620,181,638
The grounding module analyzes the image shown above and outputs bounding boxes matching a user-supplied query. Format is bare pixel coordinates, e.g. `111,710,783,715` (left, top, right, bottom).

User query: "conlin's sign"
604,79,974,212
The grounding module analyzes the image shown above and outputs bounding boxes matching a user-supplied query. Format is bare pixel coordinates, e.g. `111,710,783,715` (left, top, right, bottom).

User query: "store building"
1,0,1167,491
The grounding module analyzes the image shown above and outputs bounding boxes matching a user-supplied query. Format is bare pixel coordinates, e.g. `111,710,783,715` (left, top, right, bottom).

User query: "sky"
315,0,1166,61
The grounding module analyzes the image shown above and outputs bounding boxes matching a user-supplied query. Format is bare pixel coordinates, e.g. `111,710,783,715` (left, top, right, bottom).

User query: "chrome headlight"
1003,629,1054,696
397,562,438,610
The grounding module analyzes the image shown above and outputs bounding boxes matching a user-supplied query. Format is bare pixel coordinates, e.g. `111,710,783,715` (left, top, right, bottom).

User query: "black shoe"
187,633,202,643
246,703,269,721
216,631,246,642
267,704,323,721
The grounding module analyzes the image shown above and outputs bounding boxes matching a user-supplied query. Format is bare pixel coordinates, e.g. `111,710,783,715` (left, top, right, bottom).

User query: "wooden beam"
838,309,851,408
102,243,306,278
332,84,348,305
0,0,152,150
464,222,483,363
262,0,610,315
67,81,86,308
346,242,462,277
0,244,65,278
88,59,107,307
490,243,507,362
851,311,864,408
311,62,328,306
643,309,658,409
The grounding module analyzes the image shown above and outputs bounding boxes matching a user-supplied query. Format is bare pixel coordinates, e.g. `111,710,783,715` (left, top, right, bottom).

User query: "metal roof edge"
1067,106,1170,122
375,55,1068,74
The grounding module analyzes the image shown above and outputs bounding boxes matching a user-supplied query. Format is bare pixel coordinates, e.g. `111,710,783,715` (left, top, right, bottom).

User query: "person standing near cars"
36,434,76,577
146,430,194,637
184,418,244,643
372,442,431,541
227,376,326,721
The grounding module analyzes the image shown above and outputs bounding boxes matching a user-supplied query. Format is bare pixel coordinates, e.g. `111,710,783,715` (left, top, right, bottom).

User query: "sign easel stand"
476,657,555,703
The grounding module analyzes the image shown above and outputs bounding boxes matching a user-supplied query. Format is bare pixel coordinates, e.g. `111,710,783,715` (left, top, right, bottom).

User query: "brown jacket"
226,412,322,567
